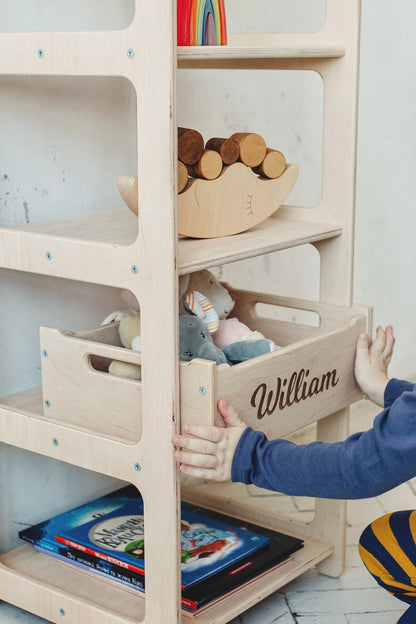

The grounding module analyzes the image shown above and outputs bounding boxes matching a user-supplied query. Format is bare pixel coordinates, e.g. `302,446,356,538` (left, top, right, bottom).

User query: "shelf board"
179,209,341,272
5,209,138,244
178,33,345,63
0,537,332,624
0,388,139,481
0,208,341,279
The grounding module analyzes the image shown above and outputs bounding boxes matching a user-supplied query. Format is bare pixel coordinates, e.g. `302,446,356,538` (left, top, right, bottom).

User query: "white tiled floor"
1,399,413,623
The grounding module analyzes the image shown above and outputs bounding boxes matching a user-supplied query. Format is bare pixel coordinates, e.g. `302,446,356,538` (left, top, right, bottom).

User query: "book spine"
65,550,146,591
55,535,145,577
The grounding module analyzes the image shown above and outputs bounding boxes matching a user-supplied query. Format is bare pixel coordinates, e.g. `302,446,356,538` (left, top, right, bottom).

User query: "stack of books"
19,485,303,612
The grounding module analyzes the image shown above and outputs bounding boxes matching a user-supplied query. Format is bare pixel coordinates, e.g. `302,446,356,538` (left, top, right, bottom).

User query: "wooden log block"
205,137,239,165
187,149,223,180
178,127,205,165
178,160,189,193
252,148,287,179
229,132,267,167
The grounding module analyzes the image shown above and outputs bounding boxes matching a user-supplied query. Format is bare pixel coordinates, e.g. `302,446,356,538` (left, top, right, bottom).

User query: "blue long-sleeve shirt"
231,378,416,499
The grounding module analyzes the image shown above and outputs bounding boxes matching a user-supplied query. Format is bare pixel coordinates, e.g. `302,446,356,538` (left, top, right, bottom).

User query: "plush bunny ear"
184,291,219,333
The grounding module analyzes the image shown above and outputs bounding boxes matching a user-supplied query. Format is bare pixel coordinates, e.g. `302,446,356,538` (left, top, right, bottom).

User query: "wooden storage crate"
40,288,370,441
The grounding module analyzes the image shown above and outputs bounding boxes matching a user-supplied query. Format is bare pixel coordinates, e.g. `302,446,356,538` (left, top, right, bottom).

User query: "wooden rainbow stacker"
177,0,227,46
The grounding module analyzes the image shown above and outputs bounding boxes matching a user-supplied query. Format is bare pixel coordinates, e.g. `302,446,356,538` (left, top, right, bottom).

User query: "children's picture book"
19,485,138,555
54,496,270,589
19,485,303,611
34,543,146,592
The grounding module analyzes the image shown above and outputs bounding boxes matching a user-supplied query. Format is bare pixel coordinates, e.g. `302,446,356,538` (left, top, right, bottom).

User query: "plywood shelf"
178,33,345,63
0,388,138,481
0,538,333,624
0,208,341,281
0,31,344,79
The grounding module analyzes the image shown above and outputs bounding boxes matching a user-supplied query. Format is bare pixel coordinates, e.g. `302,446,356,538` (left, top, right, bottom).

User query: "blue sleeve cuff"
231,427,266,484
384,378,415,407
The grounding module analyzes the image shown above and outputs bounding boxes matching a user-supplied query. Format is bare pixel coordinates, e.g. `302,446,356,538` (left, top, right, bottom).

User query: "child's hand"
172,399,247,481
354,325,395,407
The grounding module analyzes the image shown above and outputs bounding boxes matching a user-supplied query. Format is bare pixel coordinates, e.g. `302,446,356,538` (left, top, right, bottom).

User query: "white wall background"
0,1,415,552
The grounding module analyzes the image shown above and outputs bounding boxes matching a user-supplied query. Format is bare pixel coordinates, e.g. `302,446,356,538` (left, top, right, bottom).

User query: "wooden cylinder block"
252,149,287,179
178,160,189,193
229,132,267,167
205,137,240,165
178,127,205,165
187,149,223,180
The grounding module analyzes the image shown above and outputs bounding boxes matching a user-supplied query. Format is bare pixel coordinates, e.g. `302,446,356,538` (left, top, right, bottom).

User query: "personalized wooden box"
40,289,371,442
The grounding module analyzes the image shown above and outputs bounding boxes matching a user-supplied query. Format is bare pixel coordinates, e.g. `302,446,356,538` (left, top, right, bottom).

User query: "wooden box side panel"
215,313,367,439
228,287,367,346
179,359,218,429
40,326,141,441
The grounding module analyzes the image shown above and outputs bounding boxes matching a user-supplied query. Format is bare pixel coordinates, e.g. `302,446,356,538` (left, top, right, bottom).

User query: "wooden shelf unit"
0,2,364,623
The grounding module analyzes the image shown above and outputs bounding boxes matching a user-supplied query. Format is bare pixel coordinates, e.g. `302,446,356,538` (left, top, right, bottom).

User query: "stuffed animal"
179,315,227,364
103,290,142,380
108,313,141,380
181,269,278,353
179,270,233,318
179,314,273,365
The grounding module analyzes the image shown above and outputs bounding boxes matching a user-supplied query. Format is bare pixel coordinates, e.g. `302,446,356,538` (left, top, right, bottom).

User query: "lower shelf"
0,538,333,624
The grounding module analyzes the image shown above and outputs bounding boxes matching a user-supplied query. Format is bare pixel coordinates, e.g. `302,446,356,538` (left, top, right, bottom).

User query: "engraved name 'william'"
251,367,339,420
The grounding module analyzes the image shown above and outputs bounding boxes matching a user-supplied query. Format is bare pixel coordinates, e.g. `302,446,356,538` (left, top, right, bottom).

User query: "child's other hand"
354,325,395,407
172,399,247,481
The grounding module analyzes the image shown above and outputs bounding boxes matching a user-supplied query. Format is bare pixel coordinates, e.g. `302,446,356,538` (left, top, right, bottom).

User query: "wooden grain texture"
117,175,138,215
252,148,287,179
187,148,223,180
205,137,240,165
178,159,189,193
178,163,298,238
230,132,267,167
178,127,205,164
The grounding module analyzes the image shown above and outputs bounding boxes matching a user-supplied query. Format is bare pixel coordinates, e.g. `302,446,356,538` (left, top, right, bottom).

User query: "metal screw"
42,349,48,357
199,386,207,396
46,251,52,260
131,265,138,274
45,399,51,408
52,438,59,446
127,48,135,59
134,463,141,471
37,49,45,58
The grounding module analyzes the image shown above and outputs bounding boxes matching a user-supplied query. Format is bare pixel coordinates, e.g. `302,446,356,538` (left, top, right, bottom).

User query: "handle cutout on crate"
87,353,142,382
255,303,320,327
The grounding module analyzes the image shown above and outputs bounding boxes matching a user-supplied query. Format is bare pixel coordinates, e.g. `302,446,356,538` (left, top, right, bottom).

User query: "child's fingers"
382,325,395,360
173,449,217,469
179,464,216,480
172,434,218,456
370,326,387,354
181,423,223,442
355,333,370,364
217,398,243,427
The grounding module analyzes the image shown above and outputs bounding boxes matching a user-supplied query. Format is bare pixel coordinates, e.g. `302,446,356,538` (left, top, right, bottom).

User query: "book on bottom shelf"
19,485,303,611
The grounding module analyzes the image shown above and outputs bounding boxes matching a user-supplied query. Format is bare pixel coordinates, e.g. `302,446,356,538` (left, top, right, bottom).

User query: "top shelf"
178,33,345,62
0,31,345,78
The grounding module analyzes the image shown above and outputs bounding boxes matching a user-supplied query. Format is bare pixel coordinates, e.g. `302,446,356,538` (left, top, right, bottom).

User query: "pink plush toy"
214,317,274,350
181,270,278,353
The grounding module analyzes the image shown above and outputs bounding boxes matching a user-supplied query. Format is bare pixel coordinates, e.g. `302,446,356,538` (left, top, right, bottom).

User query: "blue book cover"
55,498,269,589
19,485,138,555
20,485,269,590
